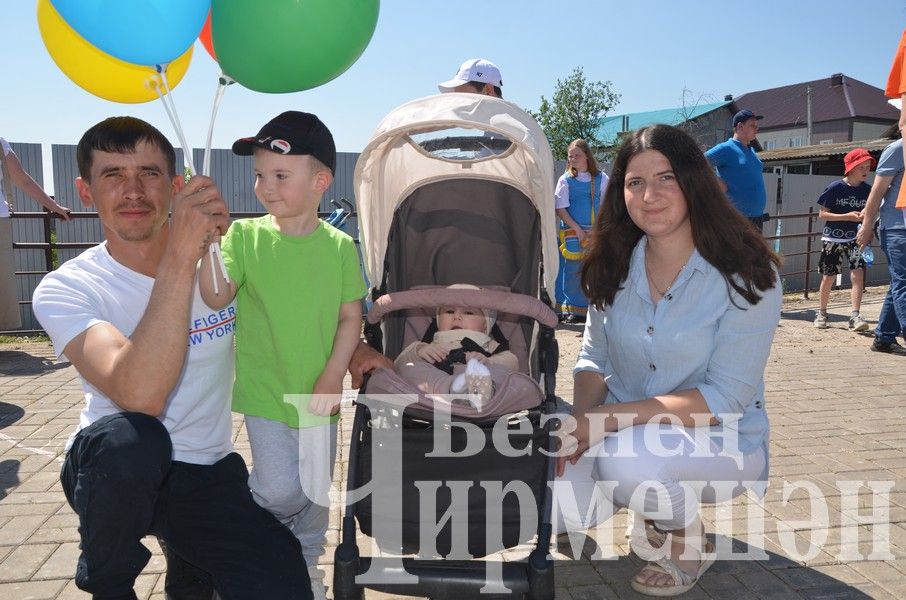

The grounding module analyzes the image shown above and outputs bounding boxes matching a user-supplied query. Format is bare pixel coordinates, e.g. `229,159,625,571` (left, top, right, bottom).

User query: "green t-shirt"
221,217,366,427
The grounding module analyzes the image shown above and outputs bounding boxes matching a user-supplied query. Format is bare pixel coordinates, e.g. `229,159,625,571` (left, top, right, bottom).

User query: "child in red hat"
814,148,877,330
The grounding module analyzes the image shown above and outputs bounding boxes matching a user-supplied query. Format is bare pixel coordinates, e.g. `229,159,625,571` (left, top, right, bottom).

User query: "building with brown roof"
734,73,898,152
758,136,895,176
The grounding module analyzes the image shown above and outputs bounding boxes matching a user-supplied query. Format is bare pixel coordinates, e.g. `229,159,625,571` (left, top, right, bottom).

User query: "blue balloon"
48,0,210,66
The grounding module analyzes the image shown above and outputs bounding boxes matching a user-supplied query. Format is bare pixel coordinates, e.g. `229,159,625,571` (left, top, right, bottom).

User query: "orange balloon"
199,10,216,60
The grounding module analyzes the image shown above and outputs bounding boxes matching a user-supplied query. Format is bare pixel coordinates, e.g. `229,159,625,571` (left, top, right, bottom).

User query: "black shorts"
818,240,865,276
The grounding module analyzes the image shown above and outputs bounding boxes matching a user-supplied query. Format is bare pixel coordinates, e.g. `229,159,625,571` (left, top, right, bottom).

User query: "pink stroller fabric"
364,286,556,419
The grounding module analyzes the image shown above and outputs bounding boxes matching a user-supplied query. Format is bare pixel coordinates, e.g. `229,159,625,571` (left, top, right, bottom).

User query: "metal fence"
5,144,363,332
764,210,888,297
2,149,891,334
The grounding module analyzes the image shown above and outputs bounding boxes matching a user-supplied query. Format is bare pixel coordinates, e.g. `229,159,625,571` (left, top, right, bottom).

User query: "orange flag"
886,29,906,208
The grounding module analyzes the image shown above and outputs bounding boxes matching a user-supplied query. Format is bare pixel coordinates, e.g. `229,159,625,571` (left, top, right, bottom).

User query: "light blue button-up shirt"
574,238,781,459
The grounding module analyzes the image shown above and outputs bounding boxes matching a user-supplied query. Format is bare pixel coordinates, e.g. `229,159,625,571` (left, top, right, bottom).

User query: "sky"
3,0,906,193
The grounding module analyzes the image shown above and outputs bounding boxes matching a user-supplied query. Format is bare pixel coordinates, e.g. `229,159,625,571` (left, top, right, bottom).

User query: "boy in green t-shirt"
200,111,365,599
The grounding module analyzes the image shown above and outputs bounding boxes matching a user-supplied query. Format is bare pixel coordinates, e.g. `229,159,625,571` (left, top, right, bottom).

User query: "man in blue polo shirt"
705,109,768,231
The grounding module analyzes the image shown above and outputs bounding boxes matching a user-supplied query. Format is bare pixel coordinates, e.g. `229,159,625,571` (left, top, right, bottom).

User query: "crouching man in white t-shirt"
32,117,312,600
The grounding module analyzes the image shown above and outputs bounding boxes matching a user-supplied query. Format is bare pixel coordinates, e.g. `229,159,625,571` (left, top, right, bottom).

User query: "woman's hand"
52,205,72,221
555,412,591,477
575,228,590,244
416,343,449,363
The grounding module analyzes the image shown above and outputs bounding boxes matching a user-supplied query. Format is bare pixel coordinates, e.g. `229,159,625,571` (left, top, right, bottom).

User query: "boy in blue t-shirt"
814,148,876,330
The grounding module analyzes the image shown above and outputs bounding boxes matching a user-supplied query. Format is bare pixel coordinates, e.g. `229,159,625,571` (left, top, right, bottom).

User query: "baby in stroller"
395,284,516,406
366,283,548,420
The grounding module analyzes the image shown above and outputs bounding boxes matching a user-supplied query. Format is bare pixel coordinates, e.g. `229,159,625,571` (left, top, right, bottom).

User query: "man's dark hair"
76,117,177,180
466,80,503,98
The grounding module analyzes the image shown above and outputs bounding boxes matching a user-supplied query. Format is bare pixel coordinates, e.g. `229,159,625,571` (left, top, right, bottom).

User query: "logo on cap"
270,139,292,154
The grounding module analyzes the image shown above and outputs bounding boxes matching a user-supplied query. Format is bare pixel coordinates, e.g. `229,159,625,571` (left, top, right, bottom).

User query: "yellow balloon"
37,0,193,104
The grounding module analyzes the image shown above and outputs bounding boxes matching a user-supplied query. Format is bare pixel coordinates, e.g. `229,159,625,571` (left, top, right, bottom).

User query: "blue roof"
595,101,732,146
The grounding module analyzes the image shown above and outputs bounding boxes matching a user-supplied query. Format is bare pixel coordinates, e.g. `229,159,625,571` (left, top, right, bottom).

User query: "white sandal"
631,541,715,597
630,519,669,561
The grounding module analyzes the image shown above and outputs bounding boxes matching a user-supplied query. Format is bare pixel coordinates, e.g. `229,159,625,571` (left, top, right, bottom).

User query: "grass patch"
0,334,50,344
50,230,59,269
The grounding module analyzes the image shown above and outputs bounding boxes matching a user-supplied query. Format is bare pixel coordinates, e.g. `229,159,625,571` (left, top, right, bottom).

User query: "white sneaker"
814,313,828,329
849,314,869,332
308,565,328,600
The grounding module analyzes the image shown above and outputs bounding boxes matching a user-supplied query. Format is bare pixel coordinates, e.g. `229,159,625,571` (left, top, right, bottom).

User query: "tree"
675,86,716,133
529,67,620,160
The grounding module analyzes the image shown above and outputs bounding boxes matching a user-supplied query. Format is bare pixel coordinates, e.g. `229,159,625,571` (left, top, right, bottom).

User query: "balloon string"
151,80,178,143
156,66,196,176
152,66,230,293
203,74,234,177
199,73,234,291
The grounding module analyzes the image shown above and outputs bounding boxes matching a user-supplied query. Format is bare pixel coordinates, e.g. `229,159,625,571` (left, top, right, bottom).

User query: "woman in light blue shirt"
554,125,781,597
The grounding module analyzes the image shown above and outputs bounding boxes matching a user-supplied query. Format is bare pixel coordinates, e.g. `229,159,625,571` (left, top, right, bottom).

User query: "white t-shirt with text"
32,243,236,464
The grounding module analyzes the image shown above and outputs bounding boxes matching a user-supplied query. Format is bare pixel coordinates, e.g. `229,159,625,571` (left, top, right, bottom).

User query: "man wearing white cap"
437,58,503,98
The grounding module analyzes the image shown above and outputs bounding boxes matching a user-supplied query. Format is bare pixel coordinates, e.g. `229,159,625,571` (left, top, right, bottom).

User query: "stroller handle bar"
331,198,355,213
366,287,558,328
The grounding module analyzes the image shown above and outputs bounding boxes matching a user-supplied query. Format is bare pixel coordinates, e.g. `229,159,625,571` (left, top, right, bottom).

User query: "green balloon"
212,0,379,93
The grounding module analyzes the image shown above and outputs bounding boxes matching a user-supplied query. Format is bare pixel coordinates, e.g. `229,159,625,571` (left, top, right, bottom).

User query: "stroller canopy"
355,93,558,294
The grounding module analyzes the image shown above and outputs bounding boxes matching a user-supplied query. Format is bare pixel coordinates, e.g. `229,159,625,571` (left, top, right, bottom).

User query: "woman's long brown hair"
581,124,781,308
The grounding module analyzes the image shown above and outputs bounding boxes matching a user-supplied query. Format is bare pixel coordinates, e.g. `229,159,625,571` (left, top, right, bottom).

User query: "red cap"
843,148,876,175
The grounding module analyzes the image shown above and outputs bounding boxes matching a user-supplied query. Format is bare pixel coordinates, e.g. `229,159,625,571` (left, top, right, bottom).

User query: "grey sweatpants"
245,416,337,567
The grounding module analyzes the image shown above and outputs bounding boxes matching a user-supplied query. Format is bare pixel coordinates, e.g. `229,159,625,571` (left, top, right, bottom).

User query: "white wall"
851,121,892,142
759,127,809,150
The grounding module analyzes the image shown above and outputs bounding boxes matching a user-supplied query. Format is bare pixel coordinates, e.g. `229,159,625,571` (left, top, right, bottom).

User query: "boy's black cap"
232,111,336,174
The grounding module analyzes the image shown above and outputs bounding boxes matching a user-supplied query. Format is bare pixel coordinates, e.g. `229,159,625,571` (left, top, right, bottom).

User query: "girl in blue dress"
555,139,608,322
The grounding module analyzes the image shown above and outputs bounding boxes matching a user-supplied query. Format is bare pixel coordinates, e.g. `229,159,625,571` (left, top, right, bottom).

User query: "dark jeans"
159,538,215,600
60,412,312,600
876,228,906,343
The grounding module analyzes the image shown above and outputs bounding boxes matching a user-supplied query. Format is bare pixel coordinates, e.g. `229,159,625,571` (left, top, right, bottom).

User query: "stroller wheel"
526,549,555,600
333,543,363,600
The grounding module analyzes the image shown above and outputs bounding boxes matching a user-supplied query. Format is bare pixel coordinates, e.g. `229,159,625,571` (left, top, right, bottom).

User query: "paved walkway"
1,286,905,599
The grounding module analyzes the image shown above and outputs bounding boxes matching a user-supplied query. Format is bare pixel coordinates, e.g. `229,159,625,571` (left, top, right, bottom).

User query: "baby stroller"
334,93,561,599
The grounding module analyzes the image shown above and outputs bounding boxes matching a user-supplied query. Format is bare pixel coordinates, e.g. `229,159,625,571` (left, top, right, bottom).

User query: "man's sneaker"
849,315,869,332
870,339,906,356
814,313,828,329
